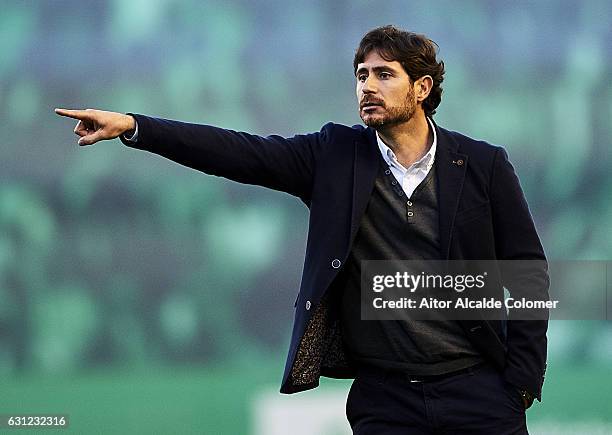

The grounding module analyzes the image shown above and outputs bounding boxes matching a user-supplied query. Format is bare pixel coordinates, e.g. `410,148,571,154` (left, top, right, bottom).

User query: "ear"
415,75,433,103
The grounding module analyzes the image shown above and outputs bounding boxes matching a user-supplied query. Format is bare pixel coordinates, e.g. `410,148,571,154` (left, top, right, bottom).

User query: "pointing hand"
54,108,136,146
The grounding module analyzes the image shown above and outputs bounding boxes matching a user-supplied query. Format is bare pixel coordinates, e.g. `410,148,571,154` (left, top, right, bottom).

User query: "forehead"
357,50,404,71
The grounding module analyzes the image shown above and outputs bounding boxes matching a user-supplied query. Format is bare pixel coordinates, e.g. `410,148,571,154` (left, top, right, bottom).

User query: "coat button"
305,300,311,310
331,259,341,269
456,159,464,166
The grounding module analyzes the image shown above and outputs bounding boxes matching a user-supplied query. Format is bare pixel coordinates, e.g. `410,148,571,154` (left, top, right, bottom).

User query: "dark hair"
353,25,445,117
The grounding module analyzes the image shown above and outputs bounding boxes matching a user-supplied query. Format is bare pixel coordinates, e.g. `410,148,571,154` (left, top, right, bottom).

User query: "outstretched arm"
55,108,328,201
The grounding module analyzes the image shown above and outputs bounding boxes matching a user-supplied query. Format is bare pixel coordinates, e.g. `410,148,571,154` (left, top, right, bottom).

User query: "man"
56,25,548,434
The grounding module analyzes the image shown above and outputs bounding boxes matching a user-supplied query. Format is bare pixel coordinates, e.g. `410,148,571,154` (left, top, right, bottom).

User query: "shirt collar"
375,117,437,171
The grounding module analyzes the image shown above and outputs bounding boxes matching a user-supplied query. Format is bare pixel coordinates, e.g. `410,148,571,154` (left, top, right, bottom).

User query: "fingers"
78,130,105,146
74,120,90,137
55,108,91,120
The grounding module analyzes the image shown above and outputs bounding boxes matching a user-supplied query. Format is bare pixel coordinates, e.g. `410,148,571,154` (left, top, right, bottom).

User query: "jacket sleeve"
120,113,332,201
490,146,549,401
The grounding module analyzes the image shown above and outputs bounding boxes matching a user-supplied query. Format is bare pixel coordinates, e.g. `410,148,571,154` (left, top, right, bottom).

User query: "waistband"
356,361,487,384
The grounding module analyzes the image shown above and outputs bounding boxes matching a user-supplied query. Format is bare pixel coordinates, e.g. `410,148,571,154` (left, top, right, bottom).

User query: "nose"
361,76,377,94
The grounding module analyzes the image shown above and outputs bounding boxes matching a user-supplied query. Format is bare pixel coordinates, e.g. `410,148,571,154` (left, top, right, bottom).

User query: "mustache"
360,98,385,108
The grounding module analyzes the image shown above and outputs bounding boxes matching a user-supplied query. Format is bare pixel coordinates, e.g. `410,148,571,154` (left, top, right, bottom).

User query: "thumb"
78,129,105,146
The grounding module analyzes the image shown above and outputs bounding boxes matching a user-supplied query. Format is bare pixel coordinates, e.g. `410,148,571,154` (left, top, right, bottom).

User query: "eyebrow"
355,65,399,76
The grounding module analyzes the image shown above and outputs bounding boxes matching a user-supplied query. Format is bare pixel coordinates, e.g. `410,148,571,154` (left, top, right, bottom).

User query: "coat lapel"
435,124,468,259
349,128,379,246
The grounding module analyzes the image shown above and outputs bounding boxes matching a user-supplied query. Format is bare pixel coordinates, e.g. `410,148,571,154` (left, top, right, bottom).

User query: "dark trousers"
346,363,528,434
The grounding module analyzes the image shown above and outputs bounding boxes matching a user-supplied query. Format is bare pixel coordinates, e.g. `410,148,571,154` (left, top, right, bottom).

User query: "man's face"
356,50,417,129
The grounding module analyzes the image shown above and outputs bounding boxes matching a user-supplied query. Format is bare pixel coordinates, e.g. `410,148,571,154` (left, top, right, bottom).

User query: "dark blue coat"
121,114,549,400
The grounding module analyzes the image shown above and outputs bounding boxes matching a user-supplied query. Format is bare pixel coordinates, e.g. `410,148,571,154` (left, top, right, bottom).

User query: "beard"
359,87,416,129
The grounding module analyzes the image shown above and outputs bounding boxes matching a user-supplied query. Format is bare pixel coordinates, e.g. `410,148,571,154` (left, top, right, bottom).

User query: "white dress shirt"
375,117,437,198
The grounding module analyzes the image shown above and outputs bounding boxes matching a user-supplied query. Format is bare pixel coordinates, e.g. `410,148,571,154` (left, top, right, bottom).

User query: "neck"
376,112,433,167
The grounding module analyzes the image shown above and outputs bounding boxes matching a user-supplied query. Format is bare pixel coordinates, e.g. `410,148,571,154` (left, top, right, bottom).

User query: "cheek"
393,86,412,103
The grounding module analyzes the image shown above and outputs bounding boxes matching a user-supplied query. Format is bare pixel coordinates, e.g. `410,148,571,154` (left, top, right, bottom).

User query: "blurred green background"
1,0,611,433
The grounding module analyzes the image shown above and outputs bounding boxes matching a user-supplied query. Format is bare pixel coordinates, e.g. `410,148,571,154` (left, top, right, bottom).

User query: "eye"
357,74,367,82
379,72,392,79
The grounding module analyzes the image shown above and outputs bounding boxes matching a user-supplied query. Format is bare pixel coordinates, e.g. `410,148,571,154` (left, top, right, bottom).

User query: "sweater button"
331,259,341,269
305,300,311,311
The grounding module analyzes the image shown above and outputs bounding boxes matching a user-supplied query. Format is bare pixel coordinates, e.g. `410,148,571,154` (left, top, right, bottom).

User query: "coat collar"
350,120,468,259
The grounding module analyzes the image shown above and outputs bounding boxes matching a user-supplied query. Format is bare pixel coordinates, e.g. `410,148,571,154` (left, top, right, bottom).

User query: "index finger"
54,108,91,120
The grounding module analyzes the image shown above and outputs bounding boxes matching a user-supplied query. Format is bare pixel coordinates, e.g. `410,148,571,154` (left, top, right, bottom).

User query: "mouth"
361,103,384,112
